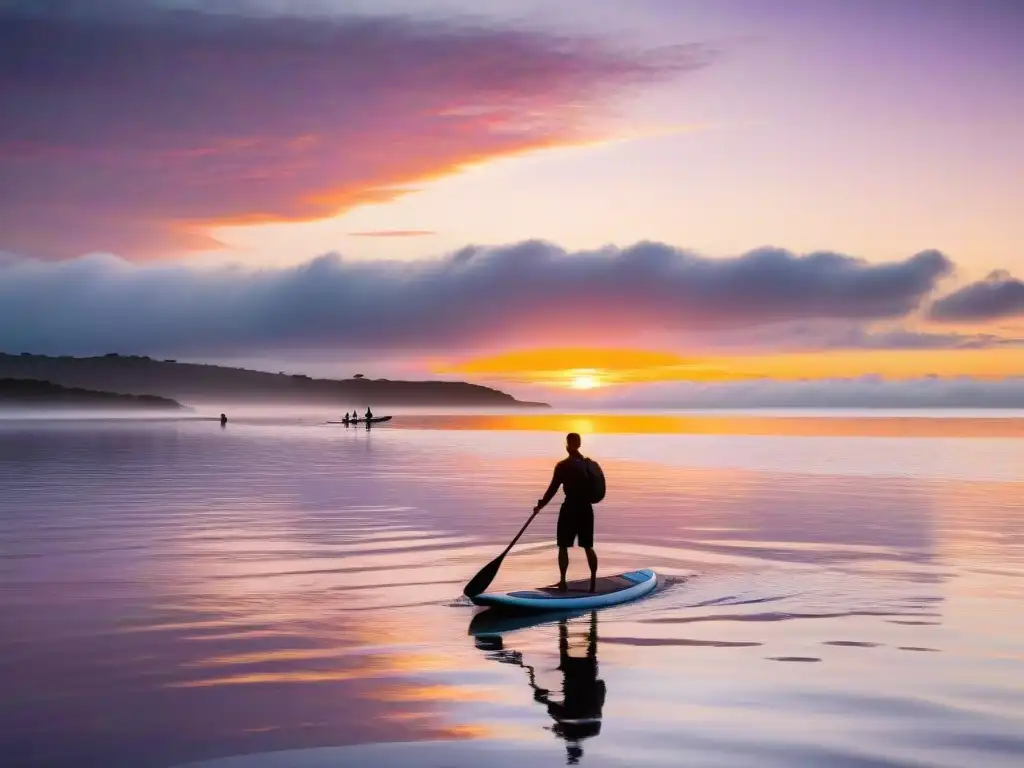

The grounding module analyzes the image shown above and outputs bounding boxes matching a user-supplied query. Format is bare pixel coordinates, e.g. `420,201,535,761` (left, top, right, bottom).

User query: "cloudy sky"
2,0,1022,404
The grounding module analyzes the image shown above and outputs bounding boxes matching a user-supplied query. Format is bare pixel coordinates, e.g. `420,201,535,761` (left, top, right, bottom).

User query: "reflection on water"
0,417,1023,767
386,412,1024,438
475,612,606,764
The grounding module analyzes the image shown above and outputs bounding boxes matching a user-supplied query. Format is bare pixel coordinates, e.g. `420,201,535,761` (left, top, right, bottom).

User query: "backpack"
581,457,606,504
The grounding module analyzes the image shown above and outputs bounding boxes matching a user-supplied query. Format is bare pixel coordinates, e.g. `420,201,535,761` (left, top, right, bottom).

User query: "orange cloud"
442,347,742,387
0,6,710,259
443,346,1024,388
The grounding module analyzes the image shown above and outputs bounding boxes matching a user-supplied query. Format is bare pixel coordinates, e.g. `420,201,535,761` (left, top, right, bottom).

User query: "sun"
570,373,601,390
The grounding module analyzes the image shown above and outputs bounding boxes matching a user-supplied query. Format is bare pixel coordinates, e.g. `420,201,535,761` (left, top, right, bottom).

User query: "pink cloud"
0,4,711,259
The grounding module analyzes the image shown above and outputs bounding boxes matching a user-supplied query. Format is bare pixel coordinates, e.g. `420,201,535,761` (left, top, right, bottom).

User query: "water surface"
1,414,1022,767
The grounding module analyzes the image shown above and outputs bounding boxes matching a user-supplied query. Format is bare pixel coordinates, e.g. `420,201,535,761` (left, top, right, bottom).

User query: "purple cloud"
0,241,953,358
0,2,710,259
710,321,1016,353
929,270,1024,323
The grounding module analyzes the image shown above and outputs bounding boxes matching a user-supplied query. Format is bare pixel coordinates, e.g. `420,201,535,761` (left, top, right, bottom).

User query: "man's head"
566,432,582,454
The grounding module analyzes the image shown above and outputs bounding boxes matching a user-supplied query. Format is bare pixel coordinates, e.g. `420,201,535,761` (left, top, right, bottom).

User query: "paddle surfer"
365,406,373,421
534,432,598,592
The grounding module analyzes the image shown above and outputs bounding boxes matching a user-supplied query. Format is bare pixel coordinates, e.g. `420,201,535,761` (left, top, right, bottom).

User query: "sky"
2,0,1023,406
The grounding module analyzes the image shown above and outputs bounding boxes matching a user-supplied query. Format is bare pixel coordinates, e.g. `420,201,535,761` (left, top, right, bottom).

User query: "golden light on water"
373,413,1024,438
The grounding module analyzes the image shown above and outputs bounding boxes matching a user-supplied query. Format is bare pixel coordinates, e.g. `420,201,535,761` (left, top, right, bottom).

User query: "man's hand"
533,501,544,514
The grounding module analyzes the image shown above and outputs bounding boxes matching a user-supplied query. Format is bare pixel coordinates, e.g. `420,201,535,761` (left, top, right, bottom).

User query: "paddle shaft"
462,508,542,597
501,508,540,558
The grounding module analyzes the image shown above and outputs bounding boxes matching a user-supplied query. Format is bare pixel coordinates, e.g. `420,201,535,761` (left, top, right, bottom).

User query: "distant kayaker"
365,406,373,420
534,432,600,593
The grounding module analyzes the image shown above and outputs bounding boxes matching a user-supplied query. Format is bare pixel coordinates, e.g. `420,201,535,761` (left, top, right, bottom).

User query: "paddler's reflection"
474,611,605,764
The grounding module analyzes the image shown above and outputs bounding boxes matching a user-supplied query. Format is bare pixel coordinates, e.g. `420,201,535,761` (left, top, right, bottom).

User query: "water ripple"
1,418,1022,768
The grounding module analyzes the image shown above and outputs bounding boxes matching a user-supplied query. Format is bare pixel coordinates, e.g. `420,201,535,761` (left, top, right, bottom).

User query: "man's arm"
534,465,562,512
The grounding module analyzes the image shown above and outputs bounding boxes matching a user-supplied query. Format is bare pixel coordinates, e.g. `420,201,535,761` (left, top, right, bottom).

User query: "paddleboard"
470,568,657,611
326,416,393,424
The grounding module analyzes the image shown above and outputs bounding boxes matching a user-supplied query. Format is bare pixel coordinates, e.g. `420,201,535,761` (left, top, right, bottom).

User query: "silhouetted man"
365,406,373,420
534,432,599,592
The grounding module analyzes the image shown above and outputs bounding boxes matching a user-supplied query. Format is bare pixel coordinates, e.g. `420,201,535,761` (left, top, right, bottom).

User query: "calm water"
1,413,1023,767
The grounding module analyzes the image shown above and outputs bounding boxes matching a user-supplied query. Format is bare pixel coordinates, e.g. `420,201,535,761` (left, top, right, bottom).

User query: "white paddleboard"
470,568,658,611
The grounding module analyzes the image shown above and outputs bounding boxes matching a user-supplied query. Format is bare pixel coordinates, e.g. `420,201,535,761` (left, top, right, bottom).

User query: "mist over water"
1,413,1022,767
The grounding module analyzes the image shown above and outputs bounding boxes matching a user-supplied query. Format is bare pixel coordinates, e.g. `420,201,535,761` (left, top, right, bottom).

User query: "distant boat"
326,415,393,425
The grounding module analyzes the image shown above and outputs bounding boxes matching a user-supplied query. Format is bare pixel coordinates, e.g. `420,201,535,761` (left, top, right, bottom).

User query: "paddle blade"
463,508,540,599
463,554,504,599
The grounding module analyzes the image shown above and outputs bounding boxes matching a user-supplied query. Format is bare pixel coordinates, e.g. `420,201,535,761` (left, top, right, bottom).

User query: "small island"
0,378,183,409
0,353,549,408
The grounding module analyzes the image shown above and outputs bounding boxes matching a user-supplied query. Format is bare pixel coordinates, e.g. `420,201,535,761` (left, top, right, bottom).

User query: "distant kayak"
326,415,393,425
470,568,658,611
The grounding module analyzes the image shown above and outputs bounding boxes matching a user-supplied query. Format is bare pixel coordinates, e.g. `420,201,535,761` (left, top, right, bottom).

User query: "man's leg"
579,506,597,592
584,548,598,592
556,505,573,590
558,546,569,590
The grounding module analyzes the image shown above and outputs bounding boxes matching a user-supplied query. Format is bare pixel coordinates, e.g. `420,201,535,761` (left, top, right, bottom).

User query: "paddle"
462,508,541,598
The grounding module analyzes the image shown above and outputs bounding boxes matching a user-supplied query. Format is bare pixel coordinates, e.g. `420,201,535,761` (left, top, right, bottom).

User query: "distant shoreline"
0,353,550,409
0,378,183,409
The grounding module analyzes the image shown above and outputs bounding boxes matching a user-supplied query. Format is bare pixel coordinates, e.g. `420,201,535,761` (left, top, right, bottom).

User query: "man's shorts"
557,503,594,548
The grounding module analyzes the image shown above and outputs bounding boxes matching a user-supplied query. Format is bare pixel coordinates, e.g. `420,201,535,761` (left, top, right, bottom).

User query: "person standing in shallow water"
534,432,599,592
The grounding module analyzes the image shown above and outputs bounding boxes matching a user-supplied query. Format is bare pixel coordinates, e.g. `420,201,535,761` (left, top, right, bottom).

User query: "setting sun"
570,373,601,389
